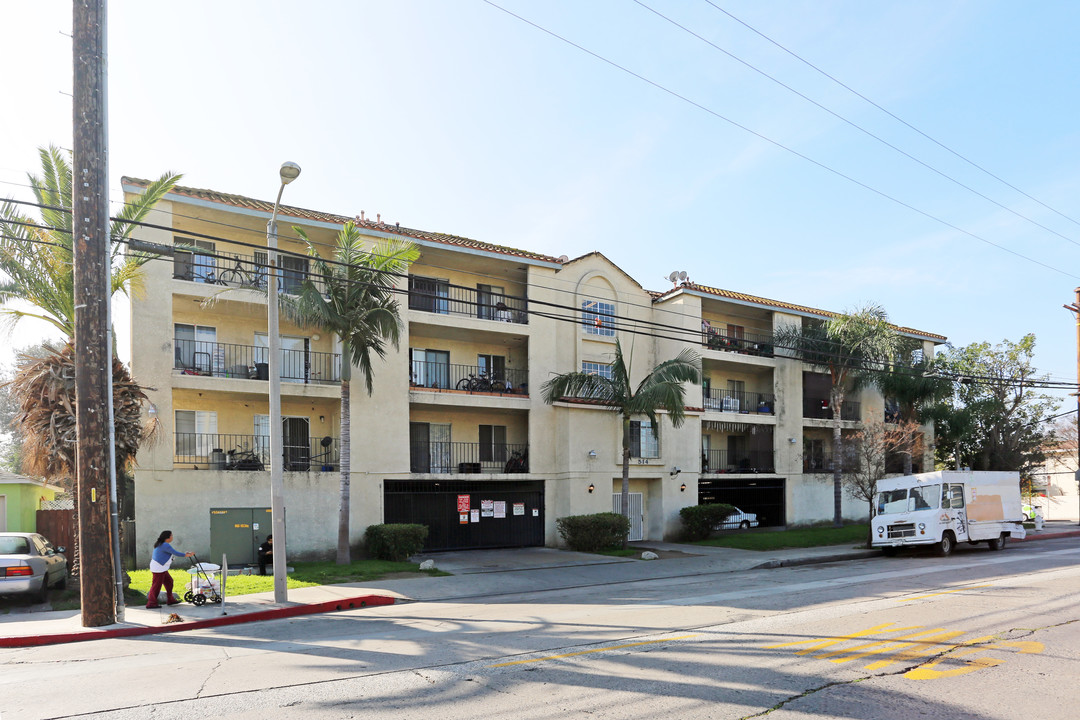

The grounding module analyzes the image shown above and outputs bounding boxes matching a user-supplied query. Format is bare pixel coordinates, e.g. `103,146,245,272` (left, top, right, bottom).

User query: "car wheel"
55,574,66,591
740,520,750,530
37,575,49,604
936,532,954,557
988,533,1007,551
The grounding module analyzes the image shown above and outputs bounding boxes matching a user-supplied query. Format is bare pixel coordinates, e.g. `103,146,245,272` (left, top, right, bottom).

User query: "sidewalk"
3,521,1077,648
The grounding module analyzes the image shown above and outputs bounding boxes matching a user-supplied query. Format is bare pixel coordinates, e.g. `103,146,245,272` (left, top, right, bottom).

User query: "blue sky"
2,1,1079,403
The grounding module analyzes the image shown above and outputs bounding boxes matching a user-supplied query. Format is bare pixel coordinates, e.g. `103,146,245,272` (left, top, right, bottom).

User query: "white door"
612,492,645,541
255,333,307,382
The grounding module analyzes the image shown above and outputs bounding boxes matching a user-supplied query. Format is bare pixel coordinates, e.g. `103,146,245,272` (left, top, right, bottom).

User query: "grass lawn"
692,524,869,551
127,559,449,603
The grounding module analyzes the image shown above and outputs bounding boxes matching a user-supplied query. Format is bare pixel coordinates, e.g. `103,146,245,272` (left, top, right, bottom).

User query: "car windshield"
0,537,31,555
877,485,941,515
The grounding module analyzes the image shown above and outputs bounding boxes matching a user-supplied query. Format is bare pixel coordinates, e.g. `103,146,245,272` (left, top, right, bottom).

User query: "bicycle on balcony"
456,371,514,393
224,446,264,471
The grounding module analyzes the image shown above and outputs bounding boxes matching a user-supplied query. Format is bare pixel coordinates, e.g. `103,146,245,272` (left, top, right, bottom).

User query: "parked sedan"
0,532,67,602
718,508,760,530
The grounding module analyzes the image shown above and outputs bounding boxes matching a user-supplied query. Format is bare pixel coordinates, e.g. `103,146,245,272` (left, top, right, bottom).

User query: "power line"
480,0,1079,281
634,0,1080,251
702,0,1080,231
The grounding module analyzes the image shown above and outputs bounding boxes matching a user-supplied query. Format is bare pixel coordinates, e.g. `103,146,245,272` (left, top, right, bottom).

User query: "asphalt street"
3,538,1078,720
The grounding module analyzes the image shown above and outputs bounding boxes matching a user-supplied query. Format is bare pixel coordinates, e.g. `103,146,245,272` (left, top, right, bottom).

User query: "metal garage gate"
384,480,544,551
698,477,785,528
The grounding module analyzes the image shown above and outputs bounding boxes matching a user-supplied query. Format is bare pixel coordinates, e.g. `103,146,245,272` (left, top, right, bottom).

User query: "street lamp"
268,161,300,603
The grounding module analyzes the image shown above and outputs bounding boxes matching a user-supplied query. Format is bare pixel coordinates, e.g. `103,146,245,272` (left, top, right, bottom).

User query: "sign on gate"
457,494,471,512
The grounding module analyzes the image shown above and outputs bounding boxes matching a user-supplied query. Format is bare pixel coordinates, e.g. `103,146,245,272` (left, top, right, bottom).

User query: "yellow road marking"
763,623,900,654
489,635,699,667
820,628,946,663
899,584,992,601
862,631,968,670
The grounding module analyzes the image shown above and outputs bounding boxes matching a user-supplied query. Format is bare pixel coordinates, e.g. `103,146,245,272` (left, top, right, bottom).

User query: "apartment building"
125,178,945,565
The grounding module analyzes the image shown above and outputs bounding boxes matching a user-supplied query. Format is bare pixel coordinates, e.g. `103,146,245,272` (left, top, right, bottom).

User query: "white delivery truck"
872,470,1026,556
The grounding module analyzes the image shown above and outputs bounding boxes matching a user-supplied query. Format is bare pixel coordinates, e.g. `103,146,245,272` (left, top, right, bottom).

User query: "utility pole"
73,0,116,626
1065,288,1080,527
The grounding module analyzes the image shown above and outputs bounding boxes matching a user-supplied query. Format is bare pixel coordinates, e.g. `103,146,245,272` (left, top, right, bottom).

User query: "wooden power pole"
73,0,116,626
1066,288,1080,527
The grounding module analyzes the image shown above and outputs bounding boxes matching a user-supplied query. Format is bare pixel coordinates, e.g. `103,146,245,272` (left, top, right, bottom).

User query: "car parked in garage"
718,507,760,530
0,532,68,602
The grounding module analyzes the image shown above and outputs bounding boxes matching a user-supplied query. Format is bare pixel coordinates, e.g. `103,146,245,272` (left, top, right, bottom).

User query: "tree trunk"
621,414,631,550
336,378,351,564
831,386,844,528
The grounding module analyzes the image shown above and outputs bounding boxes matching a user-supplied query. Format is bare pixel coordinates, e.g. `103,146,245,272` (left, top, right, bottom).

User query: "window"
175,410,217,460
409,276,449,314
479,425,507,463
582,361,613,380
174,324,217,374
173,237,215,282
280,255,309,295
630,420,659,459
805,438,826,471
478,354,507,383
411,349,450,389
582,300,615,337
942,484,965,509
477,284,505,320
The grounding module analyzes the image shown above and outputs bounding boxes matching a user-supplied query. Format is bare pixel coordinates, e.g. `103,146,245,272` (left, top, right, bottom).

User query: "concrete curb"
0,594,396,649
1012,529,1080,543
752,550,880,569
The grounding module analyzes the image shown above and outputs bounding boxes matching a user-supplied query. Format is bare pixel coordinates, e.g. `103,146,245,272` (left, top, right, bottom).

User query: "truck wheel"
988,533,1008,551
881,547,898,557
936,532,955,557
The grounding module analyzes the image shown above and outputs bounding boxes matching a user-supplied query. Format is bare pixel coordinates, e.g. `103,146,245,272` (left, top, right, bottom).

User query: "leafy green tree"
291,222,419,564
929,335,1056,476
774,304,907,527
541,339,700,549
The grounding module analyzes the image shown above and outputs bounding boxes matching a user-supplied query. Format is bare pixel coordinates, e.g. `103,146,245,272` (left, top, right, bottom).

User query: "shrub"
363,523,429,561
679,503,736,541
556,512,631,552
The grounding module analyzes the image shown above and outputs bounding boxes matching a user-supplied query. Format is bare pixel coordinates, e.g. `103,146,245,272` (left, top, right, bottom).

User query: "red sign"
457,494,471,512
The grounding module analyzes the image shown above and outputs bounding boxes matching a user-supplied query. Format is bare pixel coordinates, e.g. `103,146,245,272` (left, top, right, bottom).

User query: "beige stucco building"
125,178,945,565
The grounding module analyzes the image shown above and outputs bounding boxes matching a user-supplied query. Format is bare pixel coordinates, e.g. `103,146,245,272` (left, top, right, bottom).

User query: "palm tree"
290,222,419,564
0,145,180,336
542,339,700,548
774,304,904,527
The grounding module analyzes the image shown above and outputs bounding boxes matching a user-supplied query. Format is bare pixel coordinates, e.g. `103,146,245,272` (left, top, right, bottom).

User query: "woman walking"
147,530,194,609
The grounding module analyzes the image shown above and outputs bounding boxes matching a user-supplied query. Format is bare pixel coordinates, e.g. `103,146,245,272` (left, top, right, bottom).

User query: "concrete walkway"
3,520,1078,647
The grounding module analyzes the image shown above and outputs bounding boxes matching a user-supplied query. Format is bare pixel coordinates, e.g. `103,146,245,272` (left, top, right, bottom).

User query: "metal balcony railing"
702,329,774,357
408,280,529,325
174,338,341,384
803,453,863,473
702,449,775,474
173,250,326,295
703,388,775,414
173,433,340,472
409,442,529,474
409,360,528,394
803,397,861,421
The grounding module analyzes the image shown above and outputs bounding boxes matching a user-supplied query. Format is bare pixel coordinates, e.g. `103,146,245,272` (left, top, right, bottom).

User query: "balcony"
702,449,775,474
704,388,775,414
408,279,528,325
803,397,860,421
702,329,774,357
174,433,340,471
175,338,341,385
409,442,529,474
173,250,325,294
409,360,528,394
803,453,862,473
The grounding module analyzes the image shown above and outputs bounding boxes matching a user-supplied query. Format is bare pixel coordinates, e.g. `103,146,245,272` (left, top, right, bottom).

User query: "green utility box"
209,507,272,566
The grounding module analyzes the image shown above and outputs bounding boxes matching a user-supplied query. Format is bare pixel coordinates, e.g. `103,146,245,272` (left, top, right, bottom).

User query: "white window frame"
582,300,615,337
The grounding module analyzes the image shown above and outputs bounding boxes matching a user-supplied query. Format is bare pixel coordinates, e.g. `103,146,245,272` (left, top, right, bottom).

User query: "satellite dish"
668,271,679,282
557,255,569,263
678,271,688,282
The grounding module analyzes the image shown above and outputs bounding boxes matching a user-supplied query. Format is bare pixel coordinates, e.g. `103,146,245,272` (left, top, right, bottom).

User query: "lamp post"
268,161,300,602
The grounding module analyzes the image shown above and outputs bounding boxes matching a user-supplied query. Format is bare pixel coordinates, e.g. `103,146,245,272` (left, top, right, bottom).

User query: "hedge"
679,503,736,541
363,523,429,561
556,512,631,552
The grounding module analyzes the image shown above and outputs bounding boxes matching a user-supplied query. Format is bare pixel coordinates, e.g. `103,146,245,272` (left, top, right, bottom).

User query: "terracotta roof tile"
654,282,946,341
122,177,563,265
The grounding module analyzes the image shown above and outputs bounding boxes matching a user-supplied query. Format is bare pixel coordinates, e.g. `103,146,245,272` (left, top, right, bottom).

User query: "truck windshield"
877,485,941,515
